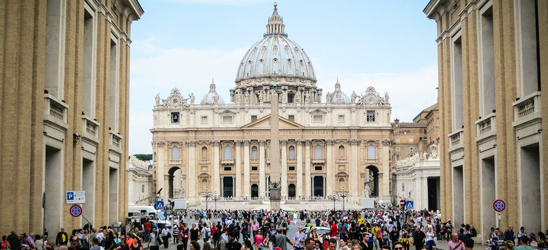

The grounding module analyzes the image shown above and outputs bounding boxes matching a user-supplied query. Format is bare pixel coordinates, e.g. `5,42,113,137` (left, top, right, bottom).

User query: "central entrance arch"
251,184,259,198
288,184,296,198
365,165,379,197
168,167,182,198
313,176,324,197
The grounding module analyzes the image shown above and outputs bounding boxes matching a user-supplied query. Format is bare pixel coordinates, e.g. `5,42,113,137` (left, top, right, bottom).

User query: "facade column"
235,140,242,198
212,140,220,195
326,140,334,196
156,141,166,200
296,140,303,198
187,140,197,200
381,140,391,200
305,140,312,197
243,140,251,198
281,140,288,198
349,139,359,201
259,140,266,198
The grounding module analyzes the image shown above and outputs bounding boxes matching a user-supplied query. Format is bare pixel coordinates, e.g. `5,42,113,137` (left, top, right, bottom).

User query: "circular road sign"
70,204,83,217
493,199,505,212
400,199,406,207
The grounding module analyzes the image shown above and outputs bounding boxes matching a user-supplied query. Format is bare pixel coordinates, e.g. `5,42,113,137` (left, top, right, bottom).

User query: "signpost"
70,204,83,217
66,191,86,204
155,200,164,210
493,199,505,229
400,199,406,207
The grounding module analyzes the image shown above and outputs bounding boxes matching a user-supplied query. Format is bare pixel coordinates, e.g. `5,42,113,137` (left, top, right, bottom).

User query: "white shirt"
162,228,170,237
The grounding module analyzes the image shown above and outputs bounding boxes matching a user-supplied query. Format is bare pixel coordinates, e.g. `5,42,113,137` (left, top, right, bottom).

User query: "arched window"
172,146,179,160
338,145,345,158
251,146,258,160
368,145,375,160
224,146,232,160
314,145,322,159
201,147,208,160
289,146,295,160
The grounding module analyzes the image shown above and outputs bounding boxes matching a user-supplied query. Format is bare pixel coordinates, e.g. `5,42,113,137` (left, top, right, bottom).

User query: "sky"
129,0,438,154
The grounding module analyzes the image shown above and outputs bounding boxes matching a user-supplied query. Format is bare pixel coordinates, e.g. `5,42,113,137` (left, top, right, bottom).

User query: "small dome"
200,82,225,105
326,80,350,104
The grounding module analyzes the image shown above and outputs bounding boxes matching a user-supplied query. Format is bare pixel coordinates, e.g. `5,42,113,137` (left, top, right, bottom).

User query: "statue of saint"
244,91,250,104
258,91,264,104
351,91,357,103
295,91,301,104
384,92,389,103
326,92,332,103
189,93,195,105
235,92,241,104
364,185,371,198
304,92,310,104
155,94,160,105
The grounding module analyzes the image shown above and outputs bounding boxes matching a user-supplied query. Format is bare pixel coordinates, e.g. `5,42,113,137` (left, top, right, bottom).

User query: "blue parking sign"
156,201,164,210
405,201,414,210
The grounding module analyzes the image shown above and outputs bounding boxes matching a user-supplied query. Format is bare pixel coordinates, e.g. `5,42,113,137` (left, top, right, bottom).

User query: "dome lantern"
265,2,286,37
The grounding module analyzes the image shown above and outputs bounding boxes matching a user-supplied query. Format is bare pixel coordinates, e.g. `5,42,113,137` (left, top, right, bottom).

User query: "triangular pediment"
242,114,304,129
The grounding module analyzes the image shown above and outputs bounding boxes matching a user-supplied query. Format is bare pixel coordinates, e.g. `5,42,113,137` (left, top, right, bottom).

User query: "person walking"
57,228,69,246
411,227,425,250
293,226,306,250
161,225,170,249
148,227,161,250
448,233,465,250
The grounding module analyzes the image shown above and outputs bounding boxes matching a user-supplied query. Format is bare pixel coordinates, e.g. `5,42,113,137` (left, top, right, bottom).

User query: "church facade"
151,5,394,204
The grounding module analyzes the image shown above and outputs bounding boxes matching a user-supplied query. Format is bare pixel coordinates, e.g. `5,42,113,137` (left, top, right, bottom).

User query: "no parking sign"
70,204,83,217
493,199,505,212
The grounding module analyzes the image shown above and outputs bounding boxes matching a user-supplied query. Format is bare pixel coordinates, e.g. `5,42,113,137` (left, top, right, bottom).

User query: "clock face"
365,94,376,104
172,98,179,104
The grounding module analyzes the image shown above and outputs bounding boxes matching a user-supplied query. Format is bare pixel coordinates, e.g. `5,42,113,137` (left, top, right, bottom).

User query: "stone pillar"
187,140,196,200
259,140,266,198
156,141,166,200
326,140,334,196
305,140,312,197
349,139,359,201
235,140,242,198
281,140,288,198
243,140,251,198
381,140,391,201
212,140,220,194
296,140,303,198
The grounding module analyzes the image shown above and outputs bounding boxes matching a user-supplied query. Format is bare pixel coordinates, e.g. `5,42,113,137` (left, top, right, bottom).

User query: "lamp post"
202,187,213,211
213,191,220,211
328,195,337,211
337,187,350,211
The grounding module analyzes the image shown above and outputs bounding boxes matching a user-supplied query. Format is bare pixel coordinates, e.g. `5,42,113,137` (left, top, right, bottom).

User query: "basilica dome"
200,82,225,105
235,4,316,83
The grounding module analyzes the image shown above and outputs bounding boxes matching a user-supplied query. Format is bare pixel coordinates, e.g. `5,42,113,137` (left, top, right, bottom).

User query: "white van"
127,206,172,229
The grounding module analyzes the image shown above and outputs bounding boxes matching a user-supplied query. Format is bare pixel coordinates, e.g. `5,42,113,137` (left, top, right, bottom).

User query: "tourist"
293,226,306,250
515,236,533,250
57,228,69,246
304,238,316,250
213,232,226,250
360,231,372,250
274,228,294,250
448,233,464,250
424,227,436,250
411,227,425,250
161,225,170,249
226,232,242,250
130,235,142,250
253,228,264,250
148,227,161,250
190,241,201,250
464,238,474,250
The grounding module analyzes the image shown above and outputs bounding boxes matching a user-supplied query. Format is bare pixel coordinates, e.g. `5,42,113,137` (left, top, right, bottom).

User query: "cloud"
159,0,270,6
129,37,439,154
316,65,439,122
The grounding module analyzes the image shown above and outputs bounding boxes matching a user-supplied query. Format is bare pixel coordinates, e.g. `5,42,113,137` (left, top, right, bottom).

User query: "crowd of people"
2,209,546,250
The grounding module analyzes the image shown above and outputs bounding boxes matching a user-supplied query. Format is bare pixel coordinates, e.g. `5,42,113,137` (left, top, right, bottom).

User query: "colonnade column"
235,140,242,198
305,140,311,197
296,140,303,197
243,140,251,198
281,140,288,198
212,140,220,194
187,140,196,200
259,140,266,197
381,140,391,200
349,139,359,201
326,140,334,196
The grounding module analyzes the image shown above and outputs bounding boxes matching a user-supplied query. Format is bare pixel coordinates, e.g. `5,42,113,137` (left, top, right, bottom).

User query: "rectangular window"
289,166,295,171
45,0,66,98
313,115,323,123
223,116,233,123
288,93,294,103
224,167,232,171
82,8,95,117
171,112,180,123
452,35,464,130
515,0,541,96
395,139,400,143
288,115,295,122
338,115,345,123
479,5,496,116
142,184,145,193
251,115,258,122
314,166,323,171
367,111,375,122
252,166,258,171
201,116,208,124
109,37,119,131
396,155,400,161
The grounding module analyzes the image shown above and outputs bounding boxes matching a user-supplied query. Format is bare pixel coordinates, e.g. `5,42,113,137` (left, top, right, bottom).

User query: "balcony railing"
44,94,68,123
311,158,325,164
476,113,496,136
448,129,464,148
221,159,234,165
513,92,541,121
110,132,122,148
82,116,99,139
169,159,182,165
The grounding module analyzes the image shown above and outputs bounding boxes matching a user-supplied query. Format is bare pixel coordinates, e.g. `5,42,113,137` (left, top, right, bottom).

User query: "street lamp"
202,187,213,211
213,191,220,211
328,195,338,211
337,187,349,211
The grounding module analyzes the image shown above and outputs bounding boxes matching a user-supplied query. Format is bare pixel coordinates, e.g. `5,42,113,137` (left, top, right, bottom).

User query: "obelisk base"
270,188,281,211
